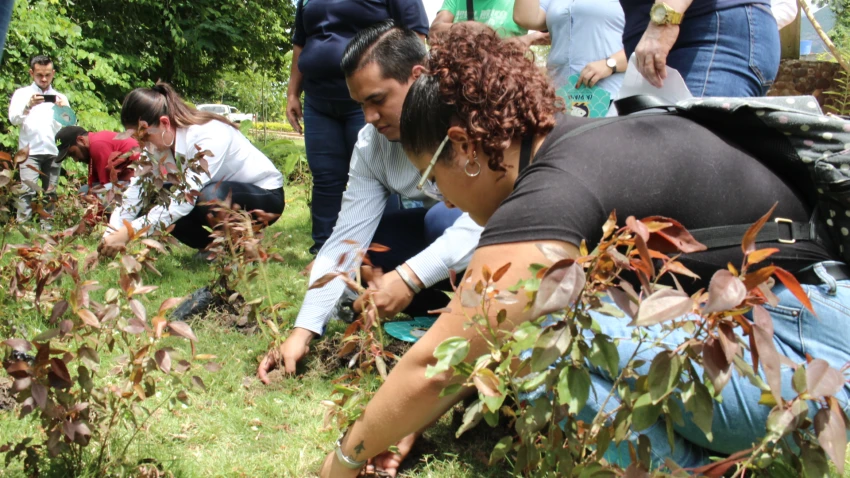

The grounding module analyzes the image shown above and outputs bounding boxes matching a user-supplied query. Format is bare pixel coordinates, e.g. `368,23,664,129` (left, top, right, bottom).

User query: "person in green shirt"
431,0,548,45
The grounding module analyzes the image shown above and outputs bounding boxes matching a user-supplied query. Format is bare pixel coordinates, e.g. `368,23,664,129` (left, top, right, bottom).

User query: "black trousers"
170,181,285,250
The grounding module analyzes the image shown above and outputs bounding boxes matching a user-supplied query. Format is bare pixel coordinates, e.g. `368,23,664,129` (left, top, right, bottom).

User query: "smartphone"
41,94,56,103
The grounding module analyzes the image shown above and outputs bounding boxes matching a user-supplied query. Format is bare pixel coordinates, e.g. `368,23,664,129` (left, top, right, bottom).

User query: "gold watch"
649,2,683,25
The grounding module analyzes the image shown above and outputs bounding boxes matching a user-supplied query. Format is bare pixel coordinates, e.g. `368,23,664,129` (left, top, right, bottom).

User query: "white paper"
606,54,693,116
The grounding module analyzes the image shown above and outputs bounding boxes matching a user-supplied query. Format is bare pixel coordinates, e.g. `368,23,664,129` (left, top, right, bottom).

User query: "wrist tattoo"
354,440,365,457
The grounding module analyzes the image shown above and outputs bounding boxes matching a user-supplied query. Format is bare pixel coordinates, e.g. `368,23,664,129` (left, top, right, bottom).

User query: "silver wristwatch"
606,57,617,74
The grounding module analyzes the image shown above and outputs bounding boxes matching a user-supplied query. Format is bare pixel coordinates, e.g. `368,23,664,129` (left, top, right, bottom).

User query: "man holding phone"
8,55,71,227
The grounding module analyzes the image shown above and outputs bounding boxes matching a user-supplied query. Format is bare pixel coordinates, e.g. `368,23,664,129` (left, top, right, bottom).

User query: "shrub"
253,121,296,133
0,144,213,474
258,139,308,183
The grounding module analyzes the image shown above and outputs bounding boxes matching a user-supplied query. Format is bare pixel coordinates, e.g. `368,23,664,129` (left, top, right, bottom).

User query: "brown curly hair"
401,23,562,171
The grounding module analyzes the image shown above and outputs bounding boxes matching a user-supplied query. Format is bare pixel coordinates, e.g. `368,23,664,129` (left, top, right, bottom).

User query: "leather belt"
794,263,850,285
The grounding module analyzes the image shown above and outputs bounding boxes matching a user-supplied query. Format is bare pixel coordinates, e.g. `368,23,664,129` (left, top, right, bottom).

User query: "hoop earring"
161,128,175,148
464,159,481,177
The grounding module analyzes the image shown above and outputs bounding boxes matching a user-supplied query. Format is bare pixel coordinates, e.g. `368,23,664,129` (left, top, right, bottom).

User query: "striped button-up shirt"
296,125,483,335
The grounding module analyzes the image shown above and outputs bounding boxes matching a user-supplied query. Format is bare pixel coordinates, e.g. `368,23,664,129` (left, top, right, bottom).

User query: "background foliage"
0,0,296,152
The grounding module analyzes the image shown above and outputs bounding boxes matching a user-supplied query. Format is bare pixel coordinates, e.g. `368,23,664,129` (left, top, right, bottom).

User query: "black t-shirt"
478,114,835,291
619,0,771,53
293,0,429,101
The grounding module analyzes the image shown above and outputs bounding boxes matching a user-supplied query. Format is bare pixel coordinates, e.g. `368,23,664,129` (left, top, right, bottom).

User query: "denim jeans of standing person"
303,95,366,254
575,261,850,468
625,4,780,97
367,202,464,315
0,0,13,63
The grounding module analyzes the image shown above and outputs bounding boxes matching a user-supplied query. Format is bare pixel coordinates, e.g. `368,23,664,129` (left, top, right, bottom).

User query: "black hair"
30,55,52,69
340,19,427,83
400,74,455,163
120,82,236,130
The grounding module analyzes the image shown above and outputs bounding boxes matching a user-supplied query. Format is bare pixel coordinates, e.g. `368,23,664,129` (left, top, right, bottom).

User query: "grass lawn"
0,183,509,478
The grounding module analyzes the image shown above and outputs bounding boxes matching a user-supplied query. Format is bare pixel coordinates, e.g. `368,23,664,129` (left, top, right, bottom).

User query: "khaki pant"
16,154,60,223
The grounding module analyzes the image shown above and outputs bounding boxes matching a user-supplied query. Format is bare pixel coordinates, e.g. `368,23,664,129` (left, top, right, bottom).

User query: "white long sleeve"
294,125,482,335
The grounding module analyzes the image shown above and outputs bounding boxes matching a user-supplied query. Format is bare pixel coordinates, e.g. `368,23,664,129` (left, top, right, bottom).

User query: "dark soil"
264,368,289,385
0,378,17,411
309,328,413,376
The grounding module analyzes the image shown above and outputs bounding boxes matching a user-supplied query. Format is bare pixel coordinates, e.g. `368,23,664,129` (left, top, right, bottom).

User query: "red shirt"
88,131,140,187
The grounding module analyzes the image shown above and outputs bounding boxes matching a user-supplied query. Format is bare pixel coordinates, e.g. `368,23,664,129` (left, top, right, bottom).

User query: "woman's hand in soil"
362,432,418,478
257,327,315,383
98,226,131,258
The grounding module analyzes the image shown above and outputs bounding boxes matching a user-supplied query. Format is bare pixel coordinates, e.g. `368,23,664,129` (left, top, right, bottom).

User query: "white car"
196,104,256,123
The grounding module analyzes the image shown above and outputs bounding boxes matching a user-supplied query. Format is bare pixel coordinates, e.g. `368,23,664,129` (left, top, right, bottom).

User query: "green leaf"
596,425,612,459
530,323,570,372
425,337,469,379
792,365,807,395
557,366,591,413
801,441,830,478
510,321,540,356
589,335,619,379
519,369,552,392
439,383,463,397
648,352,680,403
489,436,514,466
666,398,685,427
516,398,552,436
632,393,662,432
682,381,714,441
456,399,483,438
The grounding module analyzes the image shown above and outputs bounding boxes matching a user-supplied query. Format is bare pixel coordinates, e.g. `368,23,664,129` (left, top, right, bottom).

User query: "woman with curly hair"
319,24,850,477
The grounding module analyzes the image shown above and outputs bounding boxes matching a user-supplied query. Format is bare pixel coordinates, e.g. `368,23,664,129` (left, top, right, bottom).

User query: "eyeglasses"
416,135,449,202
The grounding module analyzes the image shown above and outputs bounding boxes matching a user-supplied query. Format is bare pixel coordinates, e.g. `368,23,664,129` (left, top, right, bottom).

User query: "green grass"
0,184,508,478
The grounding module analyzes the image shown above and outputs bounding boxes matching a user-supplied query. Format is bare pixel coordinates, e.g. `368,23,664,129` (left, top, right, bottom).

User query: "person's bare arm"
634,0,694,88
429,10,456,35
513,0,546,31
320,240,579,477
286,45,304,135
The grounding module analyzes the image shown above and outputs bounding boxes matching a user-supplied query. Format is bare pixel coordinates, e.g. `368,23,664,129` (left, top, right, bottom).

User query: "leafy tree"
0,0,297,152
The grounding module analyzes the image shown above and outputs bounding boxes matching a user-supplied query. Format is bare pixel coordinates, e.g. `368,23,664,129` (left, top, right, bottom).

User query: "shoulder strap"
613,95,677,116
552,108,825,251
467,0,474,21
690,219,820,249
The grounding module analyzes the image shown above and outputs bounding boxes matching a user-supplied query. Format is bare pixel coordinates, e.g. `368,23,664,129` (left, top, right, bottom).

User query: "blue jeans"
0,1,12,63
369,202,463,316
303,95,365,253
578,261,850,468
625,4,780,97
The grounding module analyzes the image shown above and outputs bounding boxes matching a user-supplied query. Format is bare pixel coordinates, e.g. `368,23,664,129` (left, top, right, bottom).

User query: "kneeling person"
55,125,141,192
257,20,483,382
99,83,284,256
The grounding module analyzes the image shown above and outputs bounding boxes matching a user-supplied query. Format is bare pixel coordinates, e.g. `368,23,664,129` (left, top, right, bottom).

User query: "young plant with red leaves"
311,242,399,431
427,208,849,477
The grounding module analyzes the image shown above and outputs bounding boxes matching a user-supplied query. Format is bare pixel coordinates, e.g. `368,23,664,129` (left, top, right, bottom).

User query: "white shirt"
8,83,69,155
295,124,483,335
109,120,283,234
771,0,797,30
